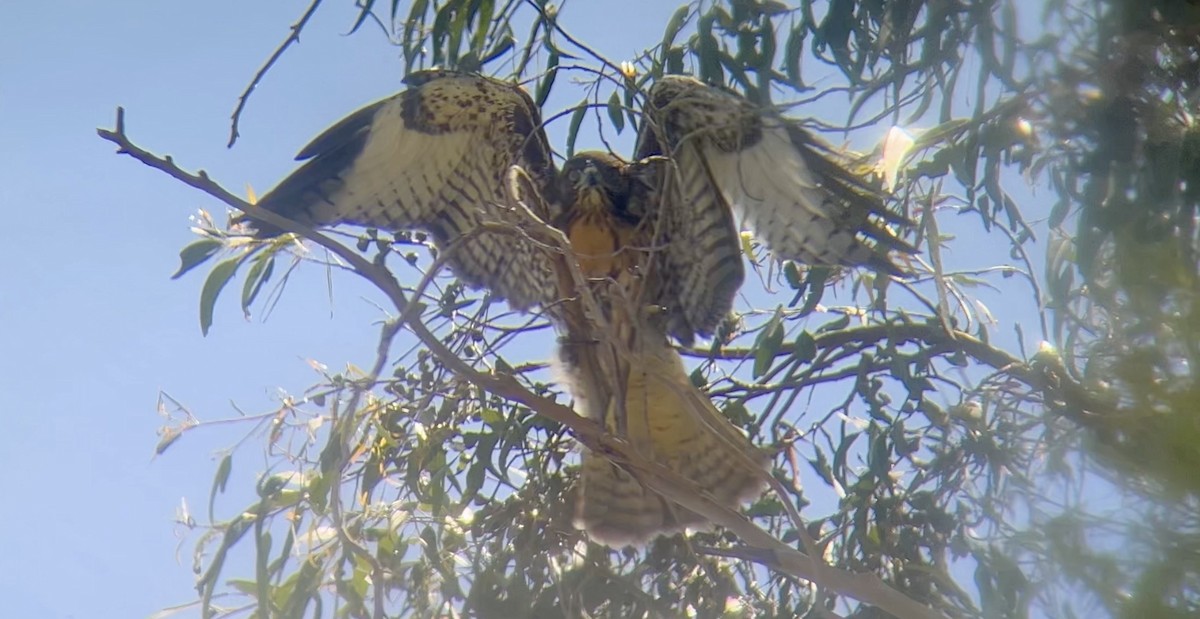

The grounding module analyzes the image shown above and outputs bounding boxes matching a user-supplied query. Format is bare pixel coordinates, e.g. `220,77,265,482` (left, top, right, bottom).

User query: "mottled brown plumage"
246,70,913,546
547,151,768,545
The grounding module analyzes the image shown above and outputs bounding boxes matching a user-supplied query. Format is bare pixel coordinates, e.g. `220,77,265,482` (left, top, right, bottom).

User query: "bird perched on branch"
246,69,913,546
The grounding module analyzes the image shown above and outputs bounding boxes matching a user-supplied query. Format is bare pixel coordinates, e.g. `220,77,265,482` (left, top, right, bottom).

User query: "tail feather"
569,342,768,546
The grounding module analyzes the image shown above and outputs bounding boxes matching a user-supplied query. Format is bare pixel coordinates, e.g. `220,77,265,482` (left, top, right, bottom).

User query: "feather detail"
248,70,559,310
636,76,916,342
567,325,768,546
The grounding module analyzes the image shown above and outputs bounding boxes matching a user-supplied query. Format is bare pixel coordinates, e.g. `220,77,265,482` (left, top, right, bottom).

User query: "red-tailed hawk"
247,70,912,545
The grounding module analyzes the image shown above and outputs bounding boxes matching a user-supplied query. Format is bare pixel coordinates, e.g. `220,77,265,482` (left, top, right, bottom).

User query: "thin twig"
679,320,1109,425
227,0,323,148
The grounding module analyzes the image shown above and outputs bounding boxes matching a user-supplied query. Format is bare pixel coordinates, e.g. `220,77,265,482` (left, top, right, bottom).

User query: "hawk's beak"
574,163,600,190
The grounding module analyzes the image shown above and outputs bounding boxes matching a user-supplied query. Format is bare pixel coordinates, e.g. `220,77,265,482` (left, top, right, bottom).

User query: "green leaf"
868,429,891,479
480,408,504,426
565,99,587,158
1048,197,1070,229
722,402,752,425
272,529,296,579
348,0,378,35
255,526,271,607
463,459,487,503
696,14,723,86
758,0,791,17
209,454,233,523
431,1,455,66
227,579,258,596
660,6,691,60
817,313,851,333
514,13,545,77
196,514,252,610
240,253,274,315
396,0,422,24
402,0,431,62
783,261,803,289
622,77,639,133
470,0,495,53
784,25,805,87
481,33,515,65
797,267,829,315
752,308,785,378
833,431,860,479
745,496,785,517
199,257,241,336
154,426,182,455
476,432,509,483
362,452,383,501
606,90,624,133
420,525,441,564
447,1,471,67
665,46,685,74
535,52,560,107
171,238,222,280
456,49,482,73
808,449,834,486
794,330,817,363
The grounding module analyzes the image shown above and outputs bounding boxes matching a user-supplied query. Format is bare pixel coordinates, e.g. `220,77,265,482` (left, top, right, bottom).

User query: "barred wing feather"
637,76,914,342
250,70,560,311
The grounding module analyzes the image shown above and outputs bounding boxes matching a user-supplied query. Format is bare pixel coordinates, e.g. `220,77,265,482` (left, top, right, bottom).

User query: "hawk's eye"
567,169,582,183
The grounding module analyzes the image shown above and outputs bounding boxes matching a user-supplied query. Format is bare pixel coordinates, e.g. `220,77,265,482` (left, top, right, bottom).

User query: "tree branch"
227,0,323,148
685,321,1112,429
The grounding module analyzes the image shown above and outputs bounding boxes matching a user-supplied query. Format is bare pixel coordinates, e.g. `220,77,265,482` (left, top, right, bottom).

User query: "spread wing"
635,76,915,342
250,70,560,311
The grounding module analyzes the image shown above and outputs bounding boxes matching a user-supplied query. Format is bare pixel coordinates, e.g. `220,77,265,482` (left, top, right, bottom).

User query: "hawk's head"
556,152,632,219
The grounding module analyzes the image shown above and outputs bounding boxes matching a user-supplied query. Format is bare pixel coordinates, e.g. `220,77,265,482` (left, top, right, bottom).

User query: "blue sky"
1,2,1048,618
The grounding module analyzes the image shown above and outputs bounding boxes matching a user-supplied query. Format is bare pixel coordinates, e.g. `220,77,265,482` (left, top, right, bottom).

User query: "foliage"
125,1,1200,618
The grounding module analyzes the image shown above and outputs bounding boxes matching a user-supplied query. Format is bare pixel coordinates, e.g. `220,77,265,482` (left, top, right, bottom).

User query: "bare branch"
227,0,323,148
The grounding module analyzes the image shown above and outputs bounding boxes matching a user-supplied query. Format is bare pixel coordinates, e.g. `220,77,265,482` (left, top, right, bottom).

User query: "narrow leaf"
697,14,723,85
348,0,378,35
565,99,587,158
481,33,515,65
534,52,560,107
606,90,624,133
155,426,182,455
471,0,495,53
794,331,817,363
241,253,275,314
784,25,805,87
660,6,691,58
208,454,233,523
200,257,241,336
752,308,785,378
172,238,222,280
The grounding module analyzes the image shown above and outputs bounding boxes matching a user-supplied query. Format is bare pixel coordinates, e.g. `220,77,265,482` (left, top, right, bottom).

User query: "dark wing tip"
786,124,921,273
293,98,389,161
244,100,384,238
